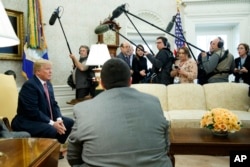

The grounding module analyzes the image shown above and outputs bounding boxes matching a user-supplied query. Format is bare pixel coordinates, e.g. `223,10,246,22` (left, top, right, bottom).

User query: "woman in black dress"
132,44,149,83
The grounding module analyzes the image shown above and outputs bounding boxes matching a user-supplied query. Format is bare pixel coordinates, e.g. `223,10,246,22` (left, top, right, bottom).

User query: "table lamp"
86,44,111,83
0,0,20,47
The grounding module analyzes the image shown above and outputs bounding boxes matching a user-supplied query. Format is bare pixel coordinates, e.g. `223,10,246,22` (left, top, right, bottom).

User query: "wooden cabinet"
97,20,121,57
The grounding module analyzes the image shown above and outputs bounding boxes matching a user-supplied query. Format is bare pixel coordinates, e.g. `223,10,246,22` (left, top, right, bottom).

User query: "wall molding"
53,85,75,119
127,10,165,33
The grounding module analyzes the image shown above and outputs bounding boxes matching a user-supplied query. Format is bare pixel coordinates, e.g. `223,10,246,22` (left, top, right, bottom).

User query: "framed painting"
0,9,24,60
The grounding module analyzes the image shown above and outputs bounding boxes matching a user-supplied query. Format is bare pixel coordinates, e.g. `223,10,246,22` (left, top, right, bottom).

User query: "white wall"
1,0,177,87
182,0,250,57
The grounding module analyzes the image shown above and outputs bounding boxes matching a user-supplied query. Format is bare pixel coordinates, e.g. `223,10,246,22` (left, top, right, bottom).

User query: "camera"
174,65,179,69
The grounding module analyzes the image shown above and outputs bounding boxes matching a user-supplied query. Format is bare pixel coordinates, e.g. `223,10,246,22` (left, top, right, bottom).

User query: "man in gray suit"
67,58,172,167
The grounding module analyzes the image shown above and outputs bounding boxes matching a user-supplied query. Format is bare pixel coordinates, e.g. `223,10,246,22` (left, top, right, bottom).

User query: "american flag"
174,12,185,49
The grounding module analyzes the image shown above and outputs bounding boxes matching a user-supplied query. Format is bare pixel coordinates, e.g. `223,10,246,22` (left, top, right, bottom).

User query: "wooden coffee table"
0,138,60,167
169,128,250,167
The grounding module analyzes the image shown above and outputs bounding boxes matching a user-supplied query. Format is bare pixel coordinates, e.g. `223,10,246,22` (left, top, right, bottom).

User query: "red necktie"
43,83,53,119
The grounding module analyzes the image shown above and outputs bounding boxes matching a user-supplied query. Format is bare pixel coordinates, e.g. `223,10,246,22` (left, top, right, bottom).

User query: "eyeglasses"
237,47,245,50
178,52,186,54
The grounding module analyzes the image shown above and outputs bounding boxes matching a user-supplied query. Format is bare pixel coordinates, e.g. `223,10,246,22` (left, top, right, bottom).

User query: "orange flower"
200,108,242,133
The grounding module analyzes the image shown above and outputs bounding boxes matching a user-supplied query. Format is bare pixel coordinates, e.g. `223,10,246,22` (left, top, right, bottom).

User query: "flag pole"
174,10,197,61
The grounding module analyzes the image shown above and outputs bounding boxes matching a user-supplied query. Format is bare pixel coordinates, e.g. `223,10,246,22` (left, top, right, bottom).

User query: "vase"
212,130,228,137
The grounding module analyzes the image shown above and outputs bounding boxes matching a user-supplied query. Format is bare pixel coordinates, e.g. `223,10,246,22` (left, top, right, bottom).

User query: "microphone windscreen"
110,4,125,21
49,11,58,25
94,24,110,34
166,21,174,32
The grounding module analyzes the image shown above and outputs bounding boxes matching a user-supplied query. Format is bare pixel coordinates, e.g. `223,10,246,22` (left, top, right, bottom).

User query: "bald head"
211,37,224,52
120,41,131,56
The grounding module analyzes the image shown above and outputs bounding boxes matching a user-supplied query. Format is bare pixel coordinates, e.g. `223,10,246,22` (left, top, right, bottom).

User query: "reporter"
170,46,197,83
233,43,250,84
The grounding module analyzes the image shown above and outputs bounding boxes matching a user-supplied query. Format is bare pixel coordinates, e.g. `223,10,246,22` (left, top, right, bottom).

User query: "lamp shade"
86,44,111,66
0,0,20,47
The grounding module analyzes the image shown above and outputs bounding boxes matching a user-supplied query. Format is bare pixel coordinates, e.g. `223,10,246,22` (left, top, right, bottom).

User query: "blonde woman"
171,46,197,83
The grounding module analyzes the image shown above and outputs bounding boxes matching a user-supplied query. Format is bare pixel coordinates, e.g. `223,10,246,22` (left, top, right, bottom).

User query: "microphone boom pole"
51,7,75,68
123,12,155,56
121,8,205,52
57,16,72,54
110,28,137,49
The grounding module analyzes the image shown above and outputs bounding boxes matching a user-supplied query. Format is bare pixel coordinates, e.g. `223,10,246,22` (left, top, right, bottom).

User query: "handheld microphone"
166,15,176,32
49,7,59,25
110,4,126,21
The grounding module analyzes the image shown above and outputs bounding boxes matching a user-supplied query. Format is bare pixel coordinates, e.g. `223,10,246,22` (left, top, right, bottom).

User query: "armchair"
0,74,18,131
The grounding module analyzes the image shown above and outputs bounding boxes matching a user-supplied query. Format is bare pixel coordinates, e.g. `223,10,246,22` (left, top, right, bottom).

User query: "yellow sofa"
131,83,250,128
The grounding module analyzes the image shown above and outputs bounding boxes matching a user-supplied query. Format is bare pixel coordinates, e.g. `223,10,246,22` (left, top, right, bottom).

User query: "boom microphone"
94,24,111,34
110,4,126,21
49,7,59,25
166,15,176,32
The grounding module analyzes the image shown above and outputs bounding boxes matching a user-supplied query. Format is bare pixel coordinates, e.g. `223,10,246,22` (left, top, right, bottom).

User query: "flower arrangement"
200,108,242,133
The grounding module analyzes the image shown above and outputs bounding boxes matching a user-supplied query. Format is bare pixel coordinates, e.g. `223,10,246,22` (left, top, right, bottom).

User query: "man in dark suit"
11,59,74,159
117,41,134,75
67,58,172,167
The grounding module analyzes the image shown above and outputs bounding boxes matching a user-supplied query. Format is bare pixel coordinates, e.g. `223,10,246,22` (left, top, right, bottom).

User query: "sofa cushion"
167,110,206,128
163,111,170,121
131,84,168,111
203,83,250,111
167,84,207,111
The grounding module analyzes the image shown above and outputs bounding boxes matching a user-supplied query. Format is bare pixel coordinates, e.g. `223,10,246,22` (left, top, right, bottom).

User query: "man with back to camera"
200,37,234,83
67,58,172,167
145,36,174,85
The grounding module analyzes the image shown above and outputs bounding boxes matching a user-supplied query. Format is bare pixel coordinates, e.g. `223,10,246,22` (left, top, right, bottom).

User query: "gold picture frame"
0,9,24,60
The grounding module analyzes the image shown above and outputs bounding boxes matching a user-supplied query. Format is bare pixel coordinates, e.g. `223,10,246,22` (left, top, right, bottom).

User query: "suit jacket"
117,52,132,68
67,87,172,167
233,56,250,84
11,75,63,135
